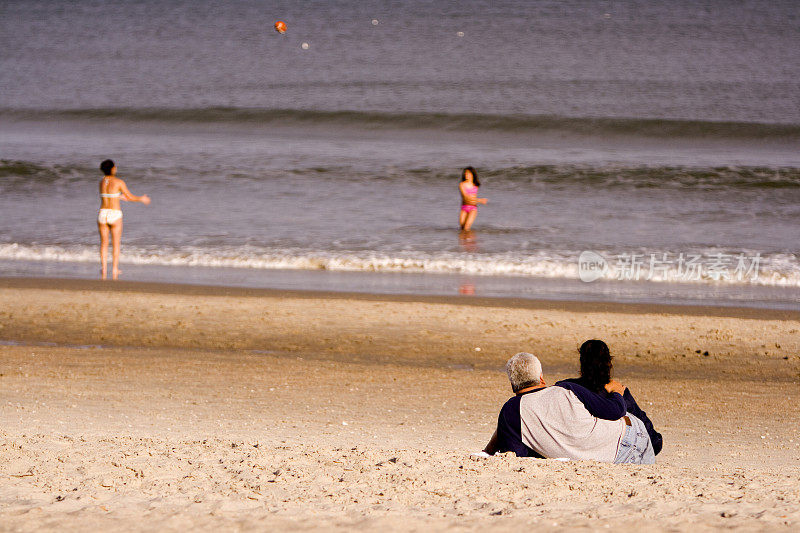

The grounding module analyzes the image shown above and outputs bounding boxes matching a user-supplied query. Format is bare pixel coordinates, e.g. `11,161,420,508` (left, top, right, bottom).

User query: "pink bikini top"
463,184,478,195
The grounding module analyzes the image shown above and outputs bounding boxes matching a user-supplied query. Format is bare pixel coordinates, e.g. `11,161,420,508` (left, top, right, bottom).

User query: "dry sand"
1,278,799,531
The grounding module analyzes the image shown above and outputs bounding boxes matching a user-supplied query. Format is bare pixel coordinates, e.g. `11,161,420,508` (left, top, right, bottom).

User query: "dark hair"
100,159,115,175
461,166,480,187
579,339,612,393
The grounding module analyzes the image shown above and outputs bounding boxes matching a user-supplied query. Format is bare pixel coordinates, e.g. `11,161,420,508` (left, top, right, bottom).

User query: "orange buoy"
274,20,287,34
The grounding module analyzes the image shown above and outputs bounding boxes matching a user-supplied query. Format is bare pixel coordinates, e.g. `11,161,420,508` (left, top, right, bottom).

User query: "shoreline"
1,276,798,382
2,276,798,321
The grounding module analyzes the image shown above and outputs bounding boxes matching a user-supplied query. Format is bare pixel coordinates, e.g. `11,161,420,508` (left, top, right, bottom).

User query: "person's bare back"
96,159,151,280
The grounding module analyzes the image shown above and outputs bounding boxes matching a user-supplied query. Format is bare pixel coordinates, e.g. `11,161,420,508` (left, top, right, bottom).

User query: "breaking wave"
3,159,799,190
1,243,797,287
4,107,800,141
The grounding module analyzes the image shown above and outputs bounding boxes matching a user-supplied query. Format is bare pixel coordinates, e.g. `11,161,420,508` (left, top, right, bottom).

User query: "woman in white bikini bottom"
97,159,151,280
97,209,123,225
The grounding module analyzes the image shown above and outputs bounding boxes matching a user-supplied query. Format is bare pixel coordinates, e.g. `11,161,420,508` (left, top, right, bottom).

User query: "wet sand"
1,278,799,531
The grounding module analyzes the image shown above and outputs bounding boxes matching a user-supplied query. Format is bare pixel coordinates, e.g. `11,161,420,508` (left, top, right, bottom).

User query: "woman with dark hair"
557,339,663,455
458,166,487,231
576,339,614,393
97,159,151,280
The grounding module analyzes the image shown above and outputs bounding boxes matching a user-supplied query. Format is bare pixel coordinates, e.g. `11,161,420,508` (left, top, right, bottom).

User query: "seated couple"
484,340,662,464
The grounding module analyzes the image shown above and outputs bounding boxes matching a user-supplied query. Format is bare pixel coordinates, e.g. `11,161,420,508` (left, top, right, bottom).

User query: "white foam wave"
0,243,798,287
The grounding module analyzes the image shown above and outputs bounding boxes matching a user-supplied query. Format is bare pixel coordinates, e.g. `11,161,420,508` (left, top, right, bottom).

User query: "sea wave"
0,160,89,184
1,243,797,287
3,159,799,190
481,165,800,189
3,107,800,141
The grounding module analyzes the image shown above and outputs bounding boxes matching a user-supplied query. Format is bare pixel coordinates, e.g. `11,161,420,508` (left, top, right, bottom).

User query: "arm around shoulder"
555,381,627,420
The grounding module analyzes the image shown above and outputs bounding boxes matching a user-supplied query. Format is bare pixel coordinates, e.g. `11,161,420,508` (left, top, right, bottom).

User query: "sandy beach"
1,278,799,531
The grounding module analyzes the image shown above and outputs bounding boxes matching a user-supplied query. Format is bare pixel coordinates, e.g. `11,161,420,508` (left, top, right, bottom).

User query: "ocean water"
1,0,798,307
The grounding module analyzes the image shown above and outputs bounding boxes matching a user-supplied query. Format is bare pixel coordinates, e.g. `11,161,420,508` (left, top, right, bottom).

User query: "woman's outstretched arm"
119,180,151,204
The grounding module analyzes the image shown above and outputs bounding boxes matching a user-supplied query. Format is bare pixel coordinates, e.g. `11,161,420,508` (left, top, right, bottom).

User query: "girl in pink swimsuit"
459,166,487,231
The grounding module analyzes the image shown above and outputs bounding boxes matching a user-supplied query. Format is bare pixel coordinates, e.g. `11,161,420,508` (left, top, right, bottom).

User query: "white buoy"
457,31,465,37
301,42,309,50
371,19,379,25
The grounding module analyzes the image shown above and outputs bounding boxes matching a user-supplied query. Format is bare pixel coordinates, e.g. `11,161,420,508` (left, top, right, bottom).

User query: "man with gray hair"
483,352,655,464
